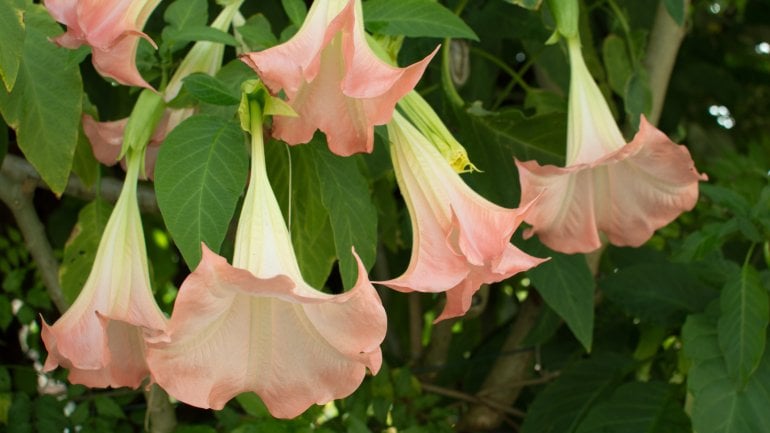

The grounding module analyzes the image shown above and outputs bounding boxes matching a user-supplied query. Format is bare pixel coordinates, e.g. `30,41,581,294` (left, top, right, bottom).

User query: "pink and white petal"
516,159,604,254
91,36,152,89
303,250,386,372
148,246,383,418
44,0,80,31
67,318,150,388
600,118,706,246
76,0,135,49
82,114,127,166
435,278,479,322
240,0,339,97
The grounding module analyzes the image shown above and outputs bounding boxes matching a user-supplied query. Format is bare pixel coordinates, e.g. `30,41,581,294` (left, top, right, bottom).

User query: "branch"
459,297,541,430
0,172,68,313
644,0,690,126
144,385,177,433
1,154,159,213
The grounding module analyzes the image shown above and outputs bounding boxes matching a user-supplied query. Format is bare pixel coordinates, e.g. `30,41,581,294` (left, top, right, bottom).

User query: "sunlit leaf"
59,198,113,305
0,4,82,195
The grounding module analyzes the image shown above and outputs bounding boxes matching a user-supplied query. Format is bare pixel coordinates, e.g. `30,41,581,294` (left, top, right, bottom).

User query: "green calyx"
546,0,579,40
120,89,166,158
238,79,296,133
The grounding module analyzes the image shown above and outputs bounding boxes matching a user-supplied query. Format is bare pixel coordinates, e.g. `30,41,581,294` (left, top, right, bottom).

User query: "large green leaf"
363,0,478,41
155,115,249,269
575,382,691,433
520,354,633,433
310,144,378,289
683,311,770,433
182,73,240,106
524,239,595,351
454,108,566,208
0,0,24,91
265,141,336,288
0,5,82,195
59,199,113,305
281,0,307,27
602,34,632,96
600,262,719,326
717,265,769,387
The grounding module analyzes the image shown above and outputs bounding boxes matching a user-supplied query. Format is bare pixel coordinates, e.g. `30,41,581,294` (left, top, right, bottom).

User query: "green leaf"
717,265,769,387
503,0,543,11
93,396,125,419
0,118,7,165
524,239,594,351
363,0,478,41
0,0,25,91
663,0,685,26
575,382,691,433
454,107,566,208
71,126,99,188
34,395,67,433
164,0,207,29
624,70,652,130
310,144,378,289
520,354,633,433
165,25,238,47
235,393,270,418
155,115,249,269
7,393,31,433
183,73,241,106
0,295,11,331
602,34,633,96
236,14,278,51
59,198,113,305
600,262,718,326
683,312,770,433
265,141,336,288
281,0,307,27
0,4,82,195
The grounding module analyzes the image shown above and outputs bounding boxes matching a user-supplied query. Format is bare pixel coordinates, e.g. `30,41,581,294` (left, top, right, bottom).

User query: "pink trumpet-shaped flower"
515,37,706,254
146,101,387,418
379,112,546,322
44,0,161,88
241,0,436,156
41,150,167,388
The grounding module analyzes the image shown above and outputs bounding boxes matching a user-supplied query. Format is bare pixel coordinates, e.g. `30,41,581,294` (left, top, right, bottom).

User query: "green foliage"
575,382,691,433
155,115,249,268
311,144,378,289
281,0,307,28
182,73,241,106
265,141,337,288
0,0,25,92
363,0,478,41
0,4,82,194
59,198,113,305
683,311,770,433
524,238,595,351
717,264,769,387
520,354,634,433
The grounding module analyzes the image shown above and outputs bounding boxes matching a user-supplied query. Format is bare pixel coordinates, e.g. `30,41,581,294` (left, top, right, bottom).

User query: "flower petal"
146,244,387,418
517,116,706,253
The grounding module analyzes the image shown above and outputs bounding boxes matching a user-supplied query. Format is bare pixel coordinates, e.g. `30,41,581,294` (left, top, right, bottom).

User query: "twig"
644,0,690,126
144,384,177,433
460,297,542,431
420,382,526,419
0,173,68,312
476,370,561,397
408,293,423,362
1,154,158,213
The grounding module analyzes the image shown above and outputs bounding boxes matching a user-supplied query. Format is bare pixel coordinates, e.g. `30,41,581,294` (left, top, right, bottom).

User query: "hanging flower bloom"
515,36,707,254
41,149,167,388
82,1,242,179
146,85,387,418
44,0,161,88
378,112,546,322
241,0,436,156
